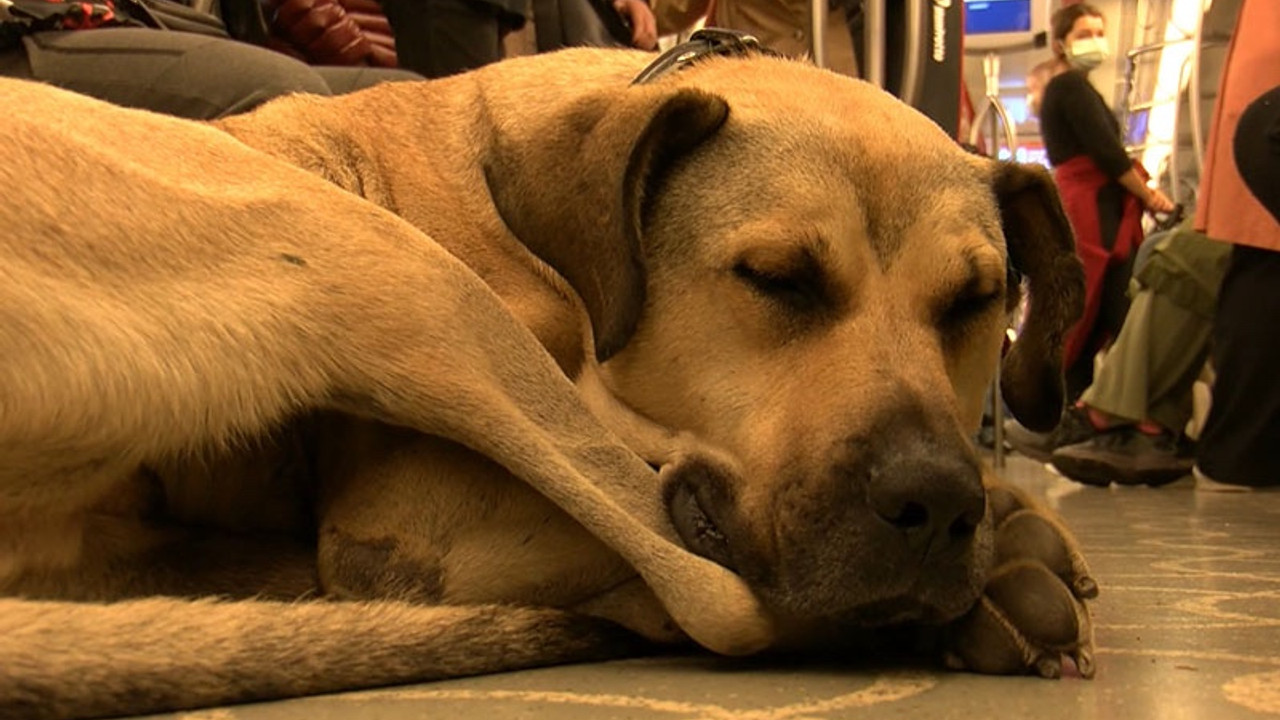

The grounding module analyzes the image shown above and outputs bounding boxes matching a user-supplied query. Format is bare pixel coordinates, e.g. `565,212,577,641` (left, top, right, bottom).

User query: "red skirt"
1053,155,1146,369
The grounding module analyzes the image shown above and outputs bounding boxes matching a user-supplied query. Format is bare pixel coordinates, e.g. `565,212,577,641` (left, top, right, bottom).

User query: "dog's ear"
485,87,730,361
990,161,1085,432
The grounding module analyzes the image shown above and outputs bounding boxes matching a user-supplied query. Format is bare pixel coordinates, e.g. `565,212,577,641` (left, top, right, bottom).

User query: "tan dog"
0,45,1092,720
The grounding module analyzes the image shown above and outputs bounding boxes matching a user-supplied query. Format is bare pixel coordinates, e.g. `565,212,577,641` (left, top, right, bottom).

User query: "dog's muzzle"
664,460,738,572
660,405,992,631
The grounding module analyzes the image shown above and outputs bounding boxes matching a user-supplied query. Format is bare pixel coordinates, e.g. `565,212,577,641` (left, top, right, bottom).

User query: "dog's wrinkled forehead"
661,57,1006,262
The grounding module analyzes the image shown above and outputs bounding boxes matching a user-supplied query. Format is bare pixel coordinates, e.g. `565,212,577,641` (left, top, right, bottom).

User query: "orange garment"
1195,0,1280,251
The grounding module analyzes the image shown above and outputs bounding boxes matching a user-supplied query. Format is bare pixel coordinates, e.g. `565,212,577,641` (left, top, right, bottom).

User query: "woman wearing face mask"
1039,3,1174,400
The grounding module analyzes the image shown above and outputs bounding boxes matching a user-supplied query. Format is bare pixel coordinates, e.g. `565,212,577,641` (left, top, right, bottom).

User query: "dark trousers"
0,28,419,120
1197,244,1280,487
380,0,514,79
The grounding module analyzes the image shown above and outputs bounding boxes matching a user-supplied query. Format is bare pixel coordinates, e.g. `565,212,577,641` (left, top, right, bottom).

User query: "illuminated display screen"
964,0,1032,34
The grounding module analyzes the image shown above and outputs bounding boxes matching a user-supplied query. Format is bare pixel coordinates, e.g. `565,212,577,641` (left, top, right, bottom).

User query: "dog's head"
486,50,1083,641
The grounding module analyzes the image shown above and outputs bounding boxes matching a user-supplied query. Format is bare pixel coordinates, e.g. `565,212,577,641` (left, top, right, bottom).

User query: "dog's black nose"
864,427,986,559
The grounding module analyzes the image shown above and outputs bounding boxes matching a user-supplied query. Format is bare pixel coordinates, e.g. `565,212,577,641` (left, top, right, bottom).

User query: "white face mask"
1067,37,1109,70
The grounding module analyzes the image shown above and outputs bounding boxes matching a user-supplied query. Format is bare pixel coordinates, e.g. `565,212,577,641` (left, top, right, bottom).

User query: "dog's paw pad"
945,479,1098,679
984,561,1081,650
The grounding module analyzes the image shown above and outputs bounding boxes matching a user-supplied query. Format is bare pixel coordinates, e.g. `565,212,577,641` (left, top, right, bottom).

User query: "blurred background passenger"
1005,2,1175,460
1047,218,1228,488
378,0,528,77
652,0,859,77
0,0,418,119
1191,0,1280,492
533,0,658,53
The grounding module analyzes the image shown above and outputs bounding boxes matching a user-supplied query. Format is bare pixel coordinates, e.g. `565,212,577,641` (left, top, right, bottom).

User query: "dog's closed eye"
934,248,1007,344
938,284,1003,343
732,247,829,314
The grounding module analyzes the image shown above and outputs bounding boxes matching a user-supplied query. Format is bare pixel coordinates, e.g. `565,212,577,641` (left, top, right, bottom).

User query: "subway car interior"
1,0,1277,718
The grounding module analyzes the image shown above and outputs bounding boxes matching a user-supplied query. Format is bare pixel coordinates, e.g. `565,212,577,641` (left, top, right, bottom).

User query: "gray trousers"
0,28,420,119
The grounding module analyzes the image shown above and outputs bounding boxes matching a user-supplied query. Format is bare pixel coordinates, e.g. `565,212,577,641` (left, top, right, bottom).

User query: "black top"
1038,70,1133,179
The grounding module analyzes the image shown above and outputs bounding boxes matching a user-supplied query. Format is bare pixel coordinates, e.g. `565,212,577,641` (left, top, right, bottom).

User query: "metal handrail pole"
1169,54,1191,200
863,0,885,88
1126,37,1195,61
979,49,1017,469
993,101,1018,158
968,103,991,148
987,92,1006,469
900,0,925,107
992,360,1005,468
1189,0,1207,177
810,0,828,68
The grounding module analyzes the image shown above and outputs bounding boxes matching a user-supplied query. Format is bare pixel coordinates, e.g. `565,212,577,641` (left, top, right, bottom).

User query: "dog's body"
0,47,1093,720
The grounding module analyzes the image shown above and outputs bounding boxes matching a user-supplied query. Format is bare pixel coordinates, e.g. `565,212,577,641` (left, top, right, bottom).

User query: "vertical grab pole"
986,59,1006,469
863,0,886,88
980,50,1018,469
900,0,926,107
992,349,1005,468
1188,0,1207,178
1170,56,1190,202
810,0,828,68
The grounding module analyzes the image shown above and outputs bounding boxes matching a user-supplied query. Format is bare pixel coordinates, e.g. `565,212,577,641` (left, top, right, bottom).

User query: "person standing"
1004,3,1175,460
1039,3,1176,396
1192,0,1280,491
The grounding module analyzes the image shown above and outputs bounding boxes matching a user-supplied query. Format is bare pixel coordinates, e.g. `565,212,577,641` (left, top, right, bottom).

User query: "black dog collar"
631,28,780,86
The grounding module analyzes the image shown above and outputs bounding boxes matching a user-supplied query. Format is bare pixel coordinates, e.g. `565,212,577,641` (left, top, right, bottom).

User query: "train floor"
141,455,1280,720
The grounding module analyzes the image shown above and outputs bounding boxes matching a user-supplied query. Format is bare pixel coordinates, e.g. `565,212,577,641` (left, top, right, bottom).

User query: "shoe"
1051,428,1194,487
1193,465,1253,493
1004,406,1097,462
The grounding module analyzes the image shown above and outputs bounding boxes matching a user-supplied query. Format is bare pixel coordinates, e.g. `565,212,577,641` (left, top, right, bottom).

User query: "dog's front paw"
943,481,1098,679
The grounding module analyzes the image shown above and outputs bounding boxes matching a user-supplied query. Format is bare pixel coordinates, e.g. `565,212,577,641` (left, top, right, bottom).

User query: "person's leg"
1080,289,1212,434
1197,244,1280,488
1077,291,1157,425
10,28,332,119
312,66,423,95
380,0,504,79
1062,349,1096,406
1141,304,1212,438
1051,288,1206,487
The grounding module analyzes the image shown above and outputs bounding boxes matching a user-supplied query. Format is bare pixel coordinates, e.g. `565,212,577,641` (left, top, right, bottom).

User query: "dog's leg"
0,597,646,720
292,236,772,656
312,419,688,643
941,474,1097,678
314,421,635,608
4,99,767,720
3,197,769,659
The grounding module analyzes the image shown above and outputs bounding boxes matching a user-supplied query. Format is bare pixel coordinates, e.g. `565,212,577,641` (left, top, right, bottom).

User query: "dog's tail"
0,597,646,720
